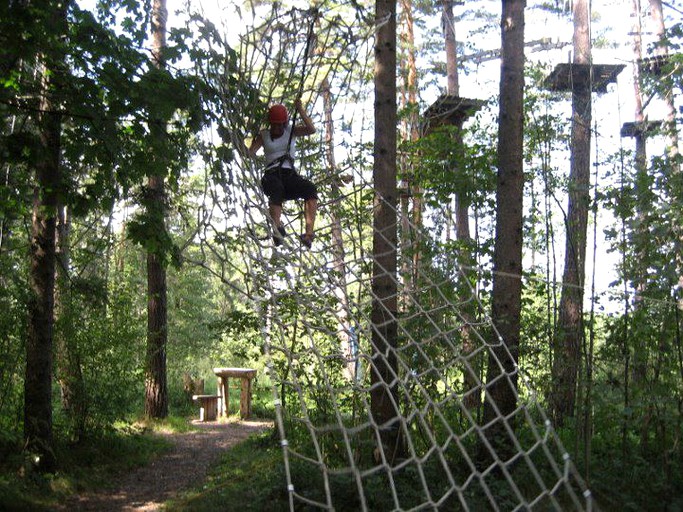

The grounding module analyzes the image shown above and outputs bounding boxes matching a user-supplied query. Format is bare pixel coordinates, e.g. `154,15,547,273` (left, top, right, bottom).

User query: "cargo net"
194,3,593,510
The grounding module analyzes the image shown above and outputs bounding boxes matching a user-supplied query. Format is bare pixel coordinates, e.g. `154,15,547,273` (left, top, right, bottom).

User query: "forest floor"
58,419,273,512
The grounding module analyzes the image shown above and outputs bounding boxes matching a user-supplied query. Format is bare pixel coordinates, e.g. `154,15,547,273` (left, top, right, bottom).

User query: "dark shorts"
261,167,318,206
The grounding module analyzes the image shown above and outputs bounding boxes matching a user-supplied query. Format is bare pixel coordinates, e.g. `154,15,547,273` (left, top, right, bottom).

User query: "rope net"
197,4,593,510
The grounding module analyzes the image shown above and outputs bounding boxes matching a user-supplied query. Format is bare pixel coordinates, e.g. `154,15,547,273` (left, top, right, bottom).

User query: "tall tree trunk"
442,0,480,411
443,0,459,96
629,0,649,385
146,234,168,418
442,0,468,244
320,75,355,380
551,0,592,426
649,0,683,314
24,0,70,472
55,204,87,441
399,0,417,310
482,0,525,452
25,78,59,472
397,0,422,314
372,0,404,463
649,0,679,166
144,0,169,419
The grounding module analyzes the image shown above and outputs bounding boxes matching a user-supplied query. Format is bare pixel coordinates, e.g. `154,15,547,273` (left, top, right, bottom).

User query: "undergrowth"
167,430,289,512
167,421,683,511
0,417,187,511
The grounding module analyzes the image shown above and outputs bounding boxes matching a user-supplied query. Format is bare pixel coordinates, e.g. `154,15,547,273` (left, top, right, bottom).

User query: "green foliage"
405,117,497,213
518,275,555,397
169,418,586,511
0,421,172,511
127,205,180,266
0,248,29,436
79,278,147,425
167,431,286,512
587,428,683,510
0,0,681,509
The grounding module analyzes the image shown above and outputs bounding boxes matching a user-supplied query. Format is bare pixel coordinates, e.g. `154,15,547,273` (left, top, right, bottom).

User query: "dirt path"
62,420,272,512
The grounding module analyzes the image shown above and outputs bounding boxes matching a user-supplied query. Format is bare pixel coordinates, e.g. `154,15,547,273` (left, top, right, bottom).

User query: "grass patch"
141,414,200,434
165,427,459,511
0,416,196,511
167,430,289,512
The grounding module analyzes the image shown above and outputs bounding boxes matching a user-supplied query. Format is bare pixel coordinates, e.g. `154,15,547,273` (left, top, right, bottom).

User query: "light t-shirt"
262,125,296,169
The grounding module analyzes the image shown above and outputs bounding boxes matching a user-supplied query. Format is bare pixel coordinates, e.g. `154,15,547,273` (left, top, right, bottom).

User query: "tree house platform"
543,63,625,93
421,94,485,135
620,120,662,138
638,54,679,77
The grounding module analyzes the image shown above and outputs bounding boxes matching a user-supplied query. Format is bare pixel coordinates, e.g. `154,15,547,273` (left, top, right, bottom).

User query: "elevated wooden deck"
620,120,663,138
422,94,485,135
543,63,625,93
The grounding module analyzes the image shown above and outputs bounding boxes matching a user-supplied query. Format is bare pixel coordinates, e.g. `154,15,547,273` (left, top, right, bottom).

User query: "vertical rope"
284,9,319,153
584,117,600,482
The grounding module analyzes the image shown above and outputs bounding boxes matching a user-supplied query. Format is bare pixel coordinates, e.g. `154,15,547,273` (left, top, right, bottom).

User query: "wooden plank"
213,367,257,379
422,94,485,135
620,120,662,137
543,63,625,93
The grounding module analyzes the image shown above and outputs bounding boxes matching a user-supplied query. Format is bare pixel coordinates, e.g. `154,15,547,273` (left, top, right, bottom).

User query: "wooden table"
213,367,257,419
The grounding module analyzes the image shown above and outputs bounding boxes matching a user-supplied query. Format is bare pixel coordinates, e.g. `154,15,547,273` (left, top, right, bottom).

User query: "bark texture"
483,0,525,452
24,0,71,472
371,0,404,463
144,0,169,419
55,204,87,440
552,0,592,426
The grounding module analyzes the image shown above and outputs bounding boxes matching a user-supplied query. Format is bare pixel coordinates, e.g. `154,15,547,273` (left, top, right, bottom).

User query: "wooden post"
240,377,252,419
216,375,227,417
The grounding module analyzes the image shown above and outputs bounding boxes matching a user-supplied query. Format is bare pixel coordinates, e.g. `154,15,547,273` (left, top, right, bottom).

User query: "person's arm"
293,99,316,137
248,133,263,157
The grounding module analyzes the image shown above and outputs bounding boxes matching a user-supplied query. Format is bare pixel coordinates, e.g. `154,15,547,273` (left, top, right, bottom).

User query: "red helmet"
268,104,288,124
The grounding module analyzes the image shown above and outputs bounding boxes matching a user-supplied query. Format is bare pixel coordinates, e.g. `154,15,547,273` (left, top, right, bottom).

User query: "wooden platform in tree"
422,94,485,135
543,63,625,93
638,54,678,76
620,120,662,138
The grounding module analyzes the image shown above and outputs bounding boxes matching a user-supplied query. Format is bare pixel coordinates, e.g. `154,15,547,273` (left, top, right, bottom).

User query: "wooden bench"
192,394,220,422
213,367,257,419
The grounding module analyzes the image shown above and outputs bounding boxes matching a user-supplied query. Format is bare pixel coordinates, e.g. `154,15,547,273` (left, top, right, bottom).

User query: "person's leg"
269,203,287,246
304,198,317,238
268,203,281,228
283,172,317,248
261,171,286,244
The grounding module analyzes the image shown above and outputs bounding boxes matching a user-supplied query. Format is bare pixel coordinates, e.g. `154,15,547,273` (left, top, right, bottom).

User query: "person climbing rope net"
248,99,318,249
